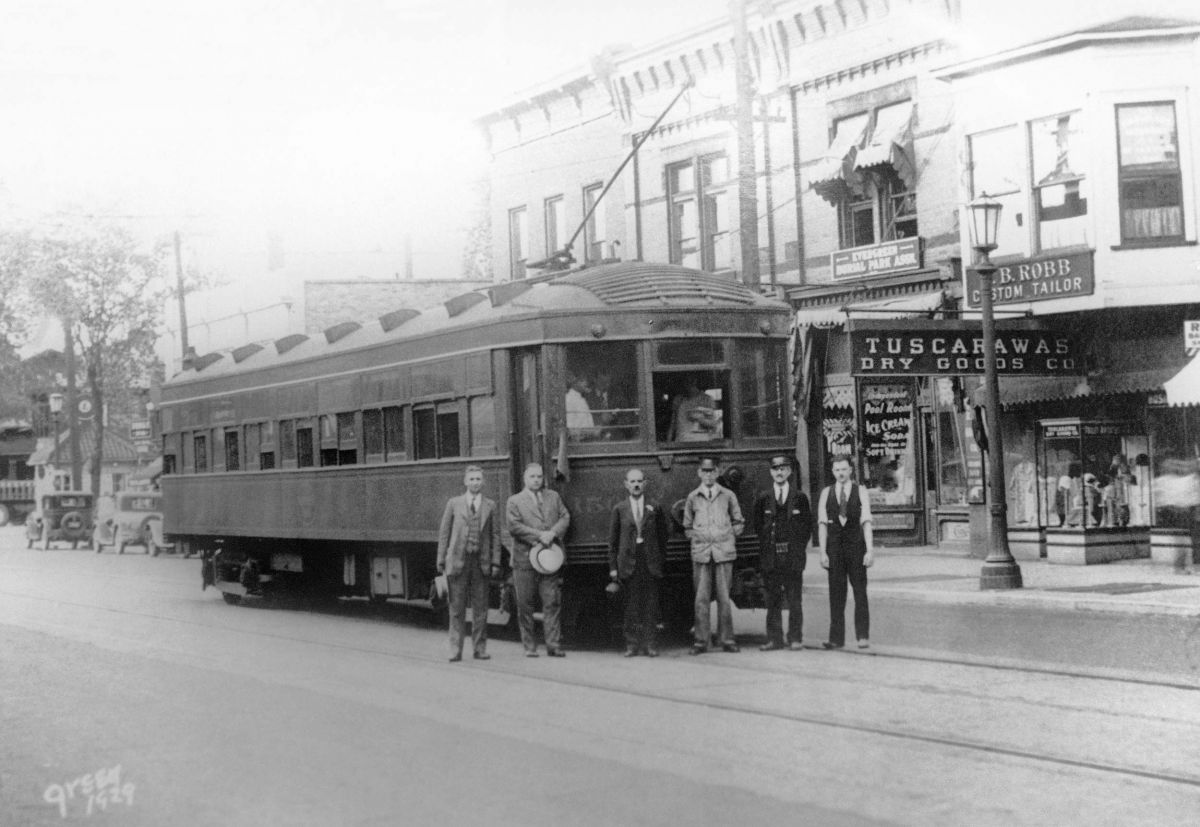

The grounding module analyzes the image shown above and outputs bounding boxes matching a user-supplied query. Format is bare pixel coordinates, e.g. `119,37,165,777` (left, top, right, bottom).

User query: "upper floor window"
667,154,730,271
969,125,1028,259
544,195,565,258
1031,112,1088,250
1116,102,1184,243
508,206,527,280
582,182,605,263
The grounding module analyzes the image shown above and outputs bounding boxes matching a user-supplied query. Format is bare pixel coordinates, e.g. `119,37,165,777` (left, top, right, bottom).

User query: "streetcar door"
510,348,543,488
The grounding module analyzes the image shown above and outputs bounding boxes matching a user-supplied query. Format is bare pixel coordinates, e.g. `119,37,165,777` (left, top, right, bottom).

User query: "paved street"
2,527,1199,826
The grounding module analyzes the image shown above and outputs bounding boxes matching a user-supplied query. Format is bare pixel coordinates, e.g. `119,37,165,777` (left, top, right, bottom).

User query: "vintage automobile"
25,492,95,550
93,491,173,556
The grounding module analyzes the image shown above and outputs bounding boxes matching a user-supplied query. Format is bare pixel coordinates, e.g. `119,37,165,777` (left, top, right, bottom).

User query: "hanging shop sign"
1185,319,1200,356
964,250,1094,307
831,237,922,281
848,319,1082,376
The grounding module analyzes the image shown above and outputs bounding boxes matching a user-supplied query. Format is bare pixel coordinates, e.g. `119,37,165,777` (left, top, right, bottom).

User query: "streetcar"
158,261,795,637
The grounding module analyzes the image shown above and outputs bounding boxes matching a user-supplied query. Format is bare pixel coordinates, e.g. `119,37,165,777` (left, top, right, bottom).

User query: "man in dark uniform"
607,468,670,657
752,455,813,651
818,456,875,650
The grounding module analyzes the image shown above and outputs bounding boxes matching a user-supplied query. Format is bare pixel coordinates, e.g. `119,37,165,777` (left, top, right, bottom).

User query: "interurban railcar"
159,262,794,634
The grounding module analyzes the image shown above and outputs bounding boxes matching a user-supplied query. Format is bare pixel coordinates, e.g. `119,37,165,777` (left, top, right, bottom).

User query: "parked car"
25,492,95,550
93,490,173,555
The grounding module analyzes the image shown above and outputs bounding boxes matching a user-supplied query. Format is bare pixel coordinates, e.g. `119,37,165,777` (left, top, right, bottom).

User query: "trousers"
622,557,660,649
447,558,489,656
827,548,868,646
692,560,734,647
513,567,562,653
763,569,804,645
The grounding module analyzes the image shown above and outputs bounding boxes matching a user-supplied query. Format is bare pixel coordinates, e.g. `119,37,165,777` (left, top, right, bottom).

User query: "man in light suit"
437,465,502,662
607,467,670,657
504,462,571,657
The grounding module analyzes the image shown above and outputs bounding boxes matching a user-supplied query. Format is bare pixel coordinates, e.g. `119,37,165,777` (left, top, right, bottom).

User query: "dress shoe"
721,643,740,653
788,642,804,651
821,642,843,650
525,651,539,658
546,649,566,658
623,647,638,657
689,644,706,656
759,641,784,651
474,652,491,660
645,648,660,658
857,639,870,650
449,654,462,662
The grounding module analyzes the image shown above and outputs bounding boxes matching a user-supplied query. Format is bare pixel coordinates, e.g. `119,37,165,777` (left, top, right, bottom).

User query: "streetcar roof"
164,262,788,388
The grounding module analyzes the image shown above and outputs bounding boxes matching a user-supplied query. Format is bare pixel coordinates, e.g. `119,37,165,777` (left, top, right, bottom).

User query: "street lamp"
48,393,64,491
968,194,1023,590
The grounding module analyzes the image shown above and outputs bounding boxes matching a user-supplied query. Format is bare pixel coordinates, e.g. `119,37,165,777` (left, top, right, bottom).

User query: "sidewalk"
805,545,1200,618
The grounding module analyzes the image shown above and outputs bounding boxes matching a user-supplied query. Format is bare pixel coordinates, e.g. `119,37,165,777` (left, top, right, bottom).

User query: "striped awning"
793,290,945,328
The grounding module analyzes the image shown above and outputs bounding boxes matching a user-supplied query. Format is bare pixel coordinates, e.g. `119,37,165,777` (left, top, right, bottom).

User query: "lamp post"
49,392,64,491
967,194,1023,590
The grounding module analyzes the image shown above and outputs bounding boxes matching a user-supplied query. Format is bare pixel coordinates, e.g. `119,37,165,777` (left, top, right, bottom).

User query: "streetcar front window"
656,371,729,443
738,340,789,438
563,342,640,443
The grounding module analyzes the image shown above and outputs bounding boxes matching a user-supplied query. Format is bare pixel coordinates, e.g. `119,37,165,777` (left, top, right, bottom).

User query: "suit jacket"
436,493,501,576
752,486,813,577
607,498,669,579
504,488,570,572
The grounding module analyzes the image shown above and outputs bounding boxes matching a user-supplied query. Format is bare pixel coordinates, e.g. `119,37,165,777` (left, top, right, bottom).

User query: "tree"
20,222,167,494
0,231,40,421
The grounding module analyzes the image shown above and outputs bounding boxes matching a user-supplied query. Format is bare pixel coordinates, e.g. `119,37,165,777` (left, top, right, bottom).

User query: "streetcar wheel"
222,592,243,606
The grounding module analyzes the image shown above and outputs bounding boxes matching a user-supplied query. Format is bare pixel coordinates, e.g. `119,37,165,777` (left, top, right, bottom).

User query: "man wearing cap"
818,455,875,650
437,465,503,662
504,462,571,657
682,457,744,654
607,467,671,657
752,455,813,651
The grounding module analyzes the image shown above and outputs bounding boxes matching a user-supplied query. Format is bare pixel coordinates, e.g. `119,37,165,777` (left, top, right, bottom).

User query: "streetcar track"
4,586,1200,791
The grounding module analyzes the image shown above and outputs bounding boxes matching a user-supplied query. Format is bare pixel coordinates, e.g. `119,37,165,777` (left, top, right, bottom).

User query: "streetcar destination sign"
848,319,1082,376
964,250,1094,307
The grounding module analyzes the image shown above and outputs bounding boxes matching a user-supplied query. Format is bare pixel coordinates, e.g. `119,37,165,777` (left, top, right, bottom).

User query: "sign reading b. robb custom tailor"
849,320,1081,375
965,250,1094,307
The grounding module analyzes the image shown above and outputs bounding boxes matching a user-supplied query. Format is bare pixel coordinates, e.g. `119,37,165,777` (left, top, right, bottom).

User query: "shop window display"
1039,419,1148,528
860,381,917,506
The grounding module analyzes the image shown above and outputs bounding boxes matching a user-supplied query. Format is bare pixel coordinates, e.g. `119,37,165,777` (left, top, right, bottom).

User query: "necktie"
470,497,477,515
633,498,642,523
838,484,848,519
776,486,785,506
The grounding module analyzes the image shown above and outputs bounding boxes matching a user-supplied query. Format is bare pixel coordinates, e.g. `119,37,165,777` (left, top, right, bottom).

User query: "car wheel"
222,592,243,606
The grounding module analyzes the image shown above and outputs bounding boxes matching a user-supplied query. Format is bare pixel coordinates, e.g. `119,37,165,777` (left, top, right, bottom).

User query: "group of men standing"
435,454,875,662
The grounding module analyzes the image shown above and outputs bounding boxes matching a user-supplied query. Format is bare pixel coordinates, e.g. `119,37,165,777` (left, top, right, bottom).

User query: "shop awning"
130,456,163,481
853,100,915,188
1164,355,1200,406
998,366,1184,407
793,290,945,328
809,113,869,203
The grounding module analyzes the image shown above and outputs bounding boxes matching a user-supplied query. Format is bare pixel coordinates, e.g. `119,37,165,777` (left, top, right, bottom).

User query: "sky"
2,0,1197,306
0,0,730,288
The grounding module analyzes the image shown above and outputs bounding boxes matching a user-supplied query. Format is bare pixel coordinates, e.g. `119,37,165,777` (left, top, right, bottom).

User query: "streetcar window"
383,406,406,461
470,396,498,455
260,421,276,469
656,340,725,366
563,342,640,442
337,412,358,465
260,452,275,470
414,404,461,459
363,409,384,463
162,453,176,475
163,433,179,475
194,434,208,473
224,429,240,471
182,431,194,473
296,426,315,468
738,340,789,438
655,370,729,443
244,423,260,470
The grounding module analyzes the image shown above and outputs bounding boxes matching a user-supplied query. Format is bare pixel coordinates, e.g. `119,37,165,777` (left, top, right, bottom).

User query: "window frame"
544,194,565,258
508,205,528,279
666,153,730,271
1115,101,1186,246
582,182,605,263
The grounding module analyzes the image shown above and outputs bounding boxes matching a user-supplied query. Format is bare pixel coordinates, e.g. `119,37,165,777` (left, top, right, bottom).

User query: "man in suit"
504,462,571,657
752,455,813,651
607,467,670,657
683,456,744,654
437,465,502,662
818,455,875,650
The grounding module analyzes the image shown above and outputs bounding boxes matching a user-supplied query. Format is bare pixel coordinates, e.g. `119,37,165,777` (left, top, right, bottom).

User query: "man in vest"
752,455,813,651
436,465,502,662
818,456,875,650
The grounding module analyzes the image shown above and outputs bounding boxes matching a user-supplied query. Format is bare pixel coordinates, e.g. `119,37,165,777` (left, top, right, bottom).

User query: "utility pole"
732,0,761,287
174,232,190,363
62,319,82,491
